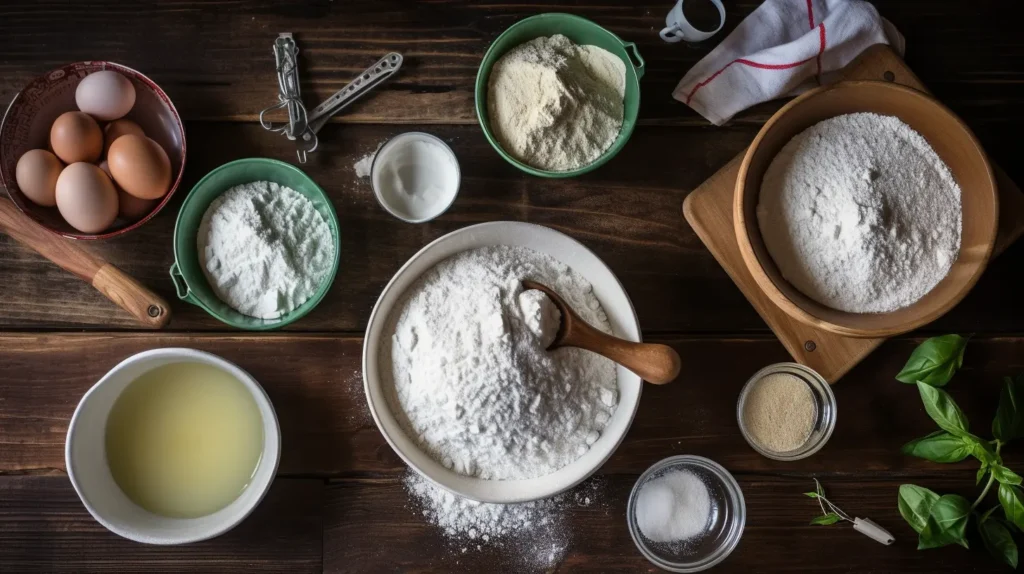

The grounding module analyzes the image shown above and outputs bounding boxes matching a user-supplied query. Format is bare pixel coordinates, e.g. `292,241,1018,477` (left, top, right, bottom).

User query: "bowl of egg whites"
0,61,186,239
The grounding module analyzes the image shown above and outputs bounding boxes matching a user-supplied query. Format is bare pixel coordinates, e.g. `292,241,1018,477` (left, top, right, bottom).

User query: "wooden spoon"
0,196,171,328
522,280,680,384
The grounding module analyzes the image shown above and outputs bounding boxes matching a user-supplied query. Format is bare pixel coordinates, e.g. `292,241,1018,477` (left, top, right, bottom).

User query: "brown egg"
107,135,171,200
55,162,119,233
15,149,63,207
117,188,158,220
50,111,102,164
103,119,145,157
99,160,158,220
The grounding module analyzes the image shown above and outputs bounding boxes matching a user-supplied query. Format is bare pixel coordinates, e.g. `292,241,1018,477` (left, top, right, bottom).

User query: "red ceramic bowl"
0,62,186,240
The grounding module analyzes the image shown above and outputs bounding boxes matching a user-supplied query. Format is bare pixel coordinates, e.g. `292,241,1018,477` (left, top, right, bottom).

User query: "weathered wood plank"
0,476,323,572
1,122,1023,333
323,473,996,573
0,333,1019,477
0,1,1021,126
0,122,763,332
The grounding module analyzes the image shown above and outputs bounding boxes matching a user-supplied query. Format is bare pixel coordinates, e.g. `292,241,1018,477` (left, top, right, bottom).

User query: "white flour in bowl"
382,245,618,480
756,112,962,313
488,34,626,171
198,181,334,319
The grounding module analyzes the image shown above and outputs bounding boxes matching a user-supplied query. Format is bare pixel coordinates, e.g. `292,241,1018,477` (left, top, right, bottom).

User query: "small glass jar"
736,362,836,461
626,455,745,573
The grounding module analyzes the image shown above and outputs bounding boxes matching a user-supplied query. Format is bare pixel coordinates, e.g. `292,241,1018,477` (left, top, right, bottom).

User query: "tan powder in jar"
742,372,815,452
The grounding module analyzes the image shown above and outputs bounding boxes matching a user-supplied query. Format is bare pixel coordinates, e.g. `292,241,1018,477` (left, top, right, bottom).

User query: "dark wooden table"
1,1,1023,572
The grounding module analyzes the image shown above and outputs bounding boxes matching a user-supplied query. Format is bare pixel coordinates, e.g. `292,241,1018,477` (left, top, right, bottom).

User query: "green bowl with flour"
475,13,645,178
169,158,341,330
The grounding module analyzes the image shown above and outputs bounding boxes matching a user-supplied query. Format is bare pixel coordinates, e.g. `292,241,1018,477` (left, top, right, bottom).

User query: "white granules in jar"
382,245,618,480
756,112,962,313
487,34,626,171
198,181,334,319
635,469,712,543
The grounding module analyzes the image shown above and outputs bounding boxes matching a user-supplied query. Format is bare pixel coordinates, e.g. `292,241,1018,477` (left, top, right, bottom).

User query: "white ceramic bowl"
65,348,281,545
362,221,642,503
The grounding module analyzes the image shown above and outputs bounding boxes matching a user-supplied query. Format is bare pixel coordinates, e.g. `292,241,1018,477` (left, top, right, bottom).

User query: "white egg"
75,71,136,121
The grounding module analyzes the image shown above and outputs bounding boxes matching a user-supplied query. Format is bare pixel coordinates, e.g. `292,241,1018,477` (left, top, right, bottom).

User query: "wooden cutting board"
682,44,1024,383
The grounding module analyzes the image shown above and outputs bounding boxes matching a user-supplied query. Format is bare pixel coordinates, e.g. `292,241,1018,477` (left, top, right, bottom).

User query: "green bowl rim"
171,157,341,331
474,12,641,179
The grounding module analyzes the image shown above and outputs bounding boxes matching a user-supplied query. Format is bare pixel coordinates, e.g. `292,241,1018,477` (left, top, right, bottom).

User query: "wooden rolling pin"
0,196,171,328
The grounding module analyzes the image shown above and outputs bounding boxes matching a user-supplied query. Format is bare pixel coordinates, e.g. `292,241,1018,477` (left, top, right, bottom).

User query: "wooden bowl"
734,81,997,338
0,61,186,240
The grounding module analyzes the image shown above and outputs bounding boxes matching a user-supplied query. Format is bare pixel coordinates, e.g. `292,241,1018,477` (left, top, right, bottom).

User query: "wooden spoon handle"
0,196,171,328
569,324,681,384
92,264,172,328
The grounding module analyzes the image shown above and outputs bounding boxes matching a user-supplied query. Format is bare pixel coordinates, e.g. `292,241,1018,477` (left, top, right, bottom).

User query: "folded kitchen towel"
673,0,905,125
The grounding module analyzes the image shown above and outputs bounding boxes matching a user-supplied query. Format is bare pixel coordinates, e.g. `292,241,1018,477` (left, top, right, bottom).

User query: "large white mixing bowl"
363,221,642,503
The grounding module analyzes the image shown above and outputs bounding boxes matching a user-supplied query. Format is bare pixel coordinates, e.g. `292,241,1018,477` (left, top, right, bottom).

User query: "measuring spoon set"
258,33,403,162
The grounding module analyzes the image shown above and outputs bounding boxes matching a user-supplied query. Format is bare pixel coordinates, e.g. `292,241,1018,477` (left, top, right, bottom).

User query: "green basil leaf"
979,463,991,485
918,528,964,550
931,494,972,538
918,494,971,550
898,484,940,534
973,439,999,466
980,519,1019,568
999,484,1024,531
917,382,970,437
896,334,968,387
810,512,842,525
992,465,1024,486
901,431,974,463
804,492,819,499
993,376,1024,442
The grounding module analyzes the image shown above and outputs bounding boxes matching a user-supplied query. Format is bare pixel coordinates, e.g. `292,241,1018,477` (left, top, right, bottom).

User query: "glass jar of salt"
627,455,745,572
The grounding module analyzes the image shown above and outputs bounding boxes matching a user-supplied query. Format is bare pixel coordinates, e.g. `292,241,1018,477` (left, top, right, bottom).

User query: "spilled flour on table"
405,472,608,571
353,140,386,179
342,369,372,426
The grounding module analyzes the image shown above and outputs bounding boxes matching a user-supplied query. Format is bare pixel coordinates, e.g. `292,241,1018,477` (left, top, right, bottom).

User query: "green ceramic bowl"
169,158,340,330
475,13,645,178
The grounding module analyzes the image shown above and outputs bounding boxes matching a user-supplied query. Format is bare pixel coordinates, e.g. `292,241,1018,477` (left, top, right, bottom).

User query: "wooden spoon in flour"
522,280,681,385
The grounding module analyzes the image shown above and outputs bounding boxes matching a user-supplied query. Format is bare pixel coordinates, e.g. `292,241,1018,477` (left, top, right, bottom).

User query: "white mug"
660,0,726,43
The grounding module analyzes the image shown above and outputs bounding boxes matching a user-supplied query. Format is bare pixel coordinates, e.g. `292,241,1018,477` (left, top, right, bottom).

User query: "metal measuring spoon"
293,52,403,163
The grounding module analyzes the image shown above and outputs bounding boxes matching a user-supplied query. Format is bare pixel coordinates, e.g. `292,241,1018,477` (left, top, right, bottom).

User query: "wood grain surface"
0,1,1021,126
1,333,1021,477
324,474,990,573
1,122,1024,333
0,476,323,572
1,1,1023,572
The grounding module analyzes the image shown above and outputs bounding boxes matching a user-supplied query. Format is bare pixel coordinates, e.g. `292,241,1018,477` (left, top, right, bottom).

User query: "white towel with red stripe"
673,0,905,125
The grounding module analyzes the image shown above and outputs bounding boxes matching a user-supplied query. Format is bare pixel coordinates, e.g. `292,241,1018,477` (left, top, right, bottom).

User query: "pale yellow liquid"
105,362,264,518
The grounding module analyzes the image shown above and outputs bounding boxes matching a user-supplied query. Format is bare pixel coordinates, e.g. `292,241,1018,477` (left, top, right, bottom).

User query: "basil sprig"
894,335,1023,568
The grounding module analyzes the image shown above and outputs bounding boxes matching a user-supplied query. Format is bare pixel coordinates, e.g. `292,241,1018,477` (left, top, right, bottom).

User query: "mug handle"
660,25,686,43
